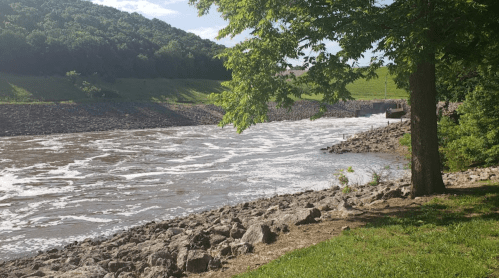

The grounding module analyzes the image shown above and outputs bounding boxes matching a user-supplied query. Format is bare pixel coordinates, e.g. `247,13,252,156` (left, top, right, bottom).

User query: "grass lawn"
236,181,499,278
296,67,408,101
0,67,406,104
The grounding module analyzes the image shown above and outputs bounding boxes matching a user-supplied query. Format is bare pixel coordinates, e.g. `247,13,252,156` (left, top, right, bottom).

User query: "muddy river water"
0,114,408,261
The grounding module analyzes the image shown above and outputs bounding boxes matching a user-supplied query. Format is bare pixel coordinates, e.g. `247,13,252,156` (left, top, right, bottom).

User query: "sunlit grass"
290,67,408,102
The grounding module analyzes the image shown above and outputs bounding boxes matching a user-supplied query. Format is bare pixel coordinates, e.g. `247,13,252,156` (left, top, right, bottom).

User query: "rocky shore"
1,108,498,278
0,173,416,278
323,120,411,156
0,99,408,137
1,165,498,278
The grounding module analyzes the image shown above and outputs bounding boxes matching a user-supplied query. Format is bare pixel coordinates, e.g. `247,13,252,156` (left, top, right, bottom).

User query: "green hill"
0,0,230,80
0,67,407,104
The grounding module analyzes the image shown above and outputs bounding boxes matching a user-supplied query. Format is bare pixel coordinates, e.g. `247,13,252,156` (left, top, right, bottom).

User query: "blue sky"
88,0,249,47
88,0,391,67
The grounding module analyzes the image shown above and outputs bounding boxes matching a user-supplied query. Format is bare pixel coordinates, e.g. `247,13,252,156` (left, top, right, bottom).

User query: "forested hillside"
0,0,231,80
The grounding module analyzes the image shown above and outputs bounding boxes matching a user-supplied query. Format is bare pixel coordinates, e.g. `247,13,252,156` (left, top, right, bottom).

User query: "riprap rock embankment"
0,100,408,137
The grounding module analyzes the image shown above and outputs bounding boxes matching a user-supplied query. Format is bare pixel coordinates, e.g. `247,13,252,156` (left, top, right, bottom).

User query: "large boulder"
147,251,173,267
241,224,272,245
185,250,212,273
212,225,231,237
277,208,321,225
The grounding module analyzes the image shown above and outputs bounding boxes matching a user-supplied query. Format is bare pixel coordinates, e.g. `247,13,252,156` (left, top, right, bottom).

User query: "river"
0,114,407,261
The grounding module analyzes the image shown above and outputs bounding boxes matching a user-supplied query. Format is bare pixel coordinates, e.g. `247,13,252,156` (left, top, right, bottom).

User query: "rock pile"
324,120,411,155
0,175,415,278
443,166,499,186
0,99,407,137
2,165,497,277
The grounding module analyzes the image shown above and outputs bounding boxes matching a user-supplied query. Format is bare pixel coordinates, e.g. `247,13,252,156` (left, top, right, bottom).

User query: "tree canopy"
0,0,231,80
190,0,499,196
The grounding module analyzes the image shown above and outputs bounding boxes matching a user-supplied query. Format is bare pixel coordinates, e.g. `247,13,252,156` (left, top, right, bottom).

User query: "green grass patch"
1,67,405,105
0,72,226,104
236,182,499,278
294,67,408,101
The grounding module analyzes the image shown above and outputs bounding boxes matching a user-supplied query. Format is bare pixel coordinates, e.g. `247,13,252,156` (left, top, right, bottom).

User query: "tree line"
0,0,231,80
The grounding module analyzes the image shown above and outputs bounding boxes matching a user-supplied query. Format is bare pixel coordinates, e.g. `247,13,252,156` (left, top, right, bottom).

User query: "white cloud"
187,26,223,40
91,0,179,17
162,0,187,4
188,26,252,47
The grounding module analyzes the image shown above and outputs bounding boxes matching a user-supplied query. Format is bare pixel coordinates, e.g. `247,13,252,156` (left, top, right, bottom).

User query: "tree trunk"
409,56,446,197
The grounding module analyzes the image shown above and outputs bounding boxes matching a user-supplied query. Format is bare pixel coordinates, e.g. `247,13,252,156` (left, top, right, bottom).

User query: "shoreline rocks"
0,174,412,278
1,115,499,277
0,99,407,137
2,165,498,277
324,120,411,156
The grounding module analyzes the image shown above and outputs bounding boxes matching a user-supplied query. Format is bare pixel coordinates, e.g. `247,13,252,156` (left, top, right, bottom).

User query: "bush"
438,67,499,171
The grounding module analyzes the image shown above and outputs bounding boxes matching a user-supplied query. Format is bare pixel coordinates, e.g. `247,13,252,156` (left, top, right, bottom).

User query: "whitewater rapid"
0,114,407,261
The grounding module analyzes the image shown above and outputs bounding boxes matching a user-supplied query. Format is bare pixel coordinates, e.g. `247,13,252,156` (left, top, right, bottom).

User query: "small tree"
65,70,80,85
80,81,101,98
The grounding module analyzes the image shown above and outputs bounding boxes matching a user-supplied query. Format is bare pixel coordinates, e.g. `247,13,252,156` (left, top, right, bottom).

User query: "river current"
0,114,408,261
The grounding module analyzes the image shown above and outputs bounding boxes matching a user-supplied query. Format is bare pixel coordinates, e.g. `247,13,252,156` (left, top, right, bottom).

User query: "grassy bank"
297,67,408,101
0,73,226,104
236,181,499,278
0,67,407,104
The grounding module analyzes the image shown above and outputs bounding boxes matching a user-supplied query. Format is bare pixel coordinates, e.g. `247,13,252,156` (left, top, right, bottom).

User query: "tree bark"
409,56,446,197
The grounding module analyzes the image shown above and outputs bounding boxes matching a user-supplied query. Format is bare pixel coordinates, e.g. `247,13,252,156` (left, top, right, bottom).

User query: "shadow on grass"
361,182,499,231
236,182,499,277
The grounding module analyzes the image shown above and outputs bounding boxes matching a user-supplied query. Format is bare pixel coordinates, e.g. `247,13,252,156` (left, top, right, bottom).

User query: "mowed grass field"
297,67,408,101
0,67,407,104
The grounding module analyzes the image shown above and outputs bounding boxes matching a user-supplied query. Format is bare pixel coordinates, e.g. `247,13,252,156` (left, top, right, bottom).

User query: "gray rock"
337,200,364,216
141,266,170,278
168,234,190,251
270,223,289,234
241,224,272,245
209,234,227,246
208,257,222,270
217,244,232,257
185,250,211,273
383,188,403,199
116,272,134,278
230,242,253,256
176,248,189,271
108,261,126,273
147,251,172,267
55,265,108,278
229,227,246,239
212,225,231,237
278,208,321,225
